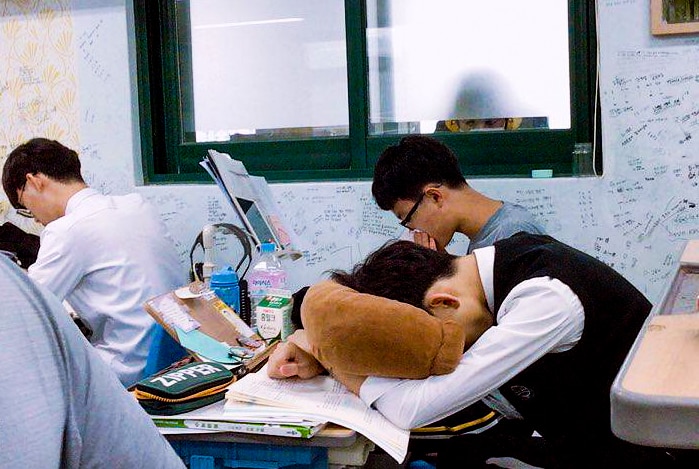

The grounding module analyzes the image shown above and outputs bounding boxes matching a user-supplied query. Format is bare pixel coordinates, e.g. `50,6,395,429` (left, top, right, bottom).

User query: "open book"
225,366,409,463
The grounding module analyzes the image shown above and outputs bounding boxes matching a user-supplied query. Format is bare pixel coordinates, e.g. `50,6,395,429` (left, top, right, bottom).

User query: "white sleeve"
359,277,584,429
28,227,84,301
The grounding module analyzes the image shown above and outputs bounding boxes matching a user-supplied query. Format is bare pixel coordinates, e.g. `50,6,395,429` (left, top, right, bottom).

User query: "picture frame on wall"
651,0,699,35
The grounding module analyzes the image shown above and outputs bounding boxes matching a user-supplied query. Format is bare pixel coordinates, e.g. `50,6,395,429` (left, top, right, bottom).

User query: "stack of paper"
152,400,326,438
225,366,410,463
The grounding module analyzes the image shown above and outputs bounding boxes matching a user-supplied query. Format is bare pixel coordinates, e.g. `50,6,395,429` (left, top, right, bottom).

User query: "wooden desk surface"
621,312,699,398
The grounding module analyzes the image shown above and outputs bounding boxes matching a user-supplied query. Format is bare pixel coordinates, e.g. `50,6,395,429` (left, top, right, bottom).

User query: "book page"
225,366,409,463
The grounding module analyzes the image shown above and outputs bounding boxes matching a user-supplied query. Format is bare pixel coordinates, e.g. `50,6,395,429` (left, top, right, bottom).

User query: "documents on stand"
200,149,301,259
144,282,273,370
225,366,410,463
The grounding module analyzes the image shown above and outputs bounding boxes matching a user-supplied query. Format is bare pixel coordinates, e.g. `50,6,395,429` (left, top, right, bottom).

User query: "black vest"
493,233,653,467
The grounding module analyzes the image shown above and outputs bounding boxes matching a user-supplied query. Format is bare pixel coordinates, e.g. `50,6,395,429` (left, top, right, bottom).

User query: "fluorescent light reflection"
195,18,304,29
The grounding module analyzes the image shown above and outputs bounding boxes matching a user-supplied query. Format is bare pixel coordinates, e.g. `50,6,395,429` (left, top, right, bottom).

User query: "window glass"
135,1,597,180
366,0,571,135
181,0,348,143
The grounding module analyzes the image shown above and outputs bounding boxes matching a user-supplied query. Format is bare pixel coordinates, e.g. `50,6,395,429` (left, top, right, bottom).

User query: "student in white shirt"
269,233,681,468
0,255,185,469
2,138,184,386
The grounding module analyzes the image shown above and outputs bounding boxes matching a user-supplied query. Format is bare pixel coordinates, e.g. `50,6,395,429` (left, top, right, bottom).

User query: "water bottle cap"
260,242,276,253
210,266,239,285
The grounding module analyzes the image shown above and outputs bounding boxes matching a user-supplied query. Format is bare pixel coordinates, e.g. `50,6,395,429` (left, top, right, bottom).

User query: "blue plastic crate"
168,439,328,469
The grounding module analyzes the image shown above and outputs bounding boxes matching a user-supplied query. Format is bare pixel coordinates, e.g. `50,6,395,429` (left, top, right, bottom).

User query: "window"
134,1,598,183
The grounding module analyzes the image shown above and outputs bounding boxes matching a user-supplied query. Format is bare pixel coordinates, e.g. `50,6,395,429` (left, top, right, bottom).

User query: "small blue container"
210,266,241,313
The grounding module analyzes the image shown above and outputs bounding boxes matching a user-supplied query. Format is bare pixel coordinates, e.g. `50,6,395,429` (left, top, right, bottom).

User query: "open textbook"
200,149,301,259
225,366,410,463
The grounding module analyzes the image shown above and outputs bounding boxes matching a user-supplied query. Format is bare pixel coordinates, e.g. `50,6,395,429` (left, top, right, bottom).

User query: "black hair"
372,135,467,210
2,138,84,209
330,240,457,310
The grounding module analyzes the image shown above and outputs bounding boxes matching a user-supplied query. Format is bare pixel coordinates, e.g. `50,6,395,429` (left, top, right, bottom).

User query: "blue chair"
144,324,188,377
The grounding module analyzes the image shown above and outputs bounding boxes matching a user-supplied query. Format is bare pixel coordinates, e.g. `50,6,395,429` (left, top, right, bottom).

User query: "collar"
65,188,99,215
472,245,495,315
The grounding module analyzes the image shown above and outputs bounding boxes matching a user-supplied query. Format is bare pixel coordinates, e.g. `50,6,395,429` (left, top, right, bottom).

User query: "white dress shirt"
29,188,184,386
359,245,585,429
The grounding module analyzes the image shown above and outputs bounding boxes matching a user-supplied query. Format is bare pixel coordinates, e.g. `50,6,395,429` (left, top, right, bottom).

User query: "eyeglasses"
399,192,426,228
16,185,34,219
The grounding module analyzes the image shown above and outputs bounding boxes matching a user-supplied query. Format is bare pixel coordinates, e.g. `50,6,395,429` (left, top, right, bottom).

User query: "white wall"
1,1,699,304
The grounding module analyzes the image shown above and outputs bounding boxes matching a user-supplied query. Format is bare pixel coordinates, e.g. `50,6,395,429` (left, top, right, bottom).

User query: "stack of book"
151,400,326,439
150,366,409,463
224,366,410,463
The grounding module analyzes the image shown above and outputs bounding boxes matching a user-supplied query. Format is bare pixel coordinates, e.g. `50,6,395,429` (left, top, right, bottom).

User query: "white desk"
610,240,699,449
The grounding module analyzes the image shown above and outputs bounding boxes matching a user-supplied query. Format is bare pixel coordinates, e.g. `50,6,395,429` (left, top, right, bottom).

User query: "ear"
425,292,460,313
25,173,45,191
423,185,445,207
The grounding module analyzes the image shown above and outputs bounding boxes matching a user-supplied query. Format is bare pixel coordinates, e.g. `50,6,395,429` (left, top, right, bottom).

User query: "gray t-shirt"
0,256,185,469
467,201,545,254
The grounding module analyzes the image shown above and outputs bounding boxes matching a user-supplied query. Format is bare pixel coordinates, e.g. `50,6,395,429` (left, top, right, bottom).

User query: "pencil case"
132,361,244,415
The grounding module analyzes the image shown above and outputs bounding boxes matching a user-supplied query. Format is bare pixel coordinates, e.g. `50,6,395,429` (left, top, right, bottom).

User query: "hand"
412,229,438,251
266,337,325,380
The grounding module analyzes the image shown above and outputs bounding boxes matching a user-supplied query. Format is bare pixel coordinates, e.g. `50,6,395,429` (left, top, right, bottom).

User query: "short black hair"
2,138,84,208
372,135,467,210
330,240,457,310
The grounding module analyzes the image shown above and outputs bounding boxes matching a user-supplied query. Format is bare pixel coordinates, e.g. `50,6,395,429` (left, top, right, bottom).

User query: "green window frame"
134,1,599,183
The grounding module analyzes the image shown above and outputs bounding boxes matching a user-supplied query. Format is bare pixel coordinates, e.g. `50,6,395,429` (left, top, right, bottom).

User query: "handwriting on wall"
6,2,699,306
600,46,699,295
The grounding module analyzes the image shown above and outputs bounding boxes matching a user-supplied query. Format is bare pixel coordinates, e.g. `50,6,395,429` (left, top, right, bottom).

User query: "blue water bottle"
210,266,241,313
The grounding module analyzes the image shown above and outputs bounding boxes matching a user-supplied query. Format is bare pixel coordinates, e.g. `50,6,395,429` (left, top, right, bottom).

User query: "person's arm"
27,227,84,301
359,277,584,429
1,257,185,468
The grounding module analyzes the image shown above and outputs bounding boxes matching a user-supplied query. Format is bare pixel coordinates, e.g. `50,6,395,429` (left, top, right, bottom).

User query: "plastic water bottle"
210,266,241,314
247,243,287,331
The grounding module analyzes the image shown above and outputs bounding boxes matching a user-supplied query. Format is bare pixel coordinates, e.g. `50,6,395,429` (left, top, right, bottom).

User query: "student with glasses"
2,138,184,387
373,135,545,253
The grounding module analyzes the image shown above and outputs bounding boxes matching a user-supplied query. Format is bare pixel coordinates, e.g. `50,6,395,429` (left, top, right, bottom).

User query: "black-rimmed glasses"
16,185,34,219
399,192,426,227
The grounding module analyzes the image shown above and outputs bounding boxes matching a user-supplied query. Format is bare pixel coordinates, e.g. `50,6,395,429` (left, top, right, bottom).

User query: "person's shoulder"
109,191,147,206
497,202,545,233
103,192,163,219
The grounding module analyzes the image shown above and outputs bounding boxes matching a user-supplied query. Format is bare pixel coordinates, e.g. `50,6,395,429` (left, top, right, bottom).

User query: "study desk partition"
610,240,699,449
161,423,374,469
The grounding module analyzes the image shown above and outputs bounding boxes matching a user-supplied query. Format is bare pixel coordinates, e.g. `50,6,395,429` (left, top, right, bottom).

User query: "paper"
175,327,240,364
225,366,409,463
151,295,200,332
144,283,271,370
